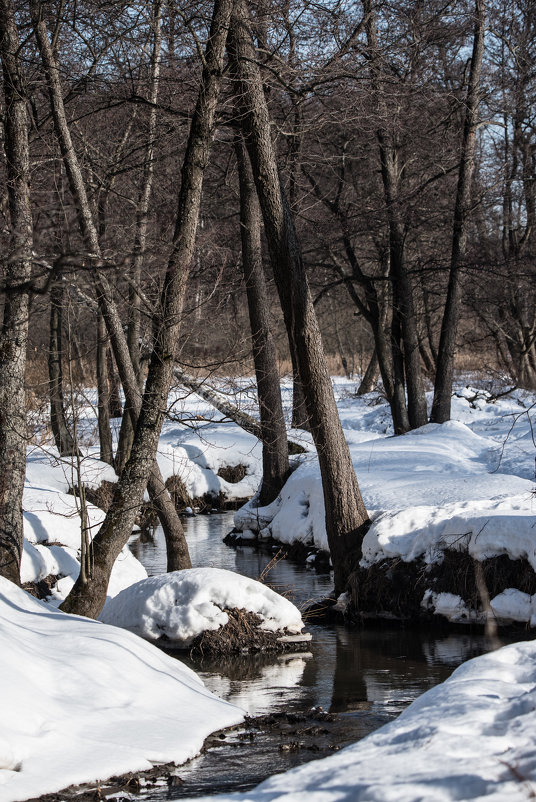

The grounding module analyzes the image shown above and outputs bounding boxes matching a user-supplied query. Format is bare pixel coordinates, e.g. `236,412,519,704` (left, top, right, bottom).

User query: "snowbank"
99,567,306,646
0,578,243,802
188,638,536,802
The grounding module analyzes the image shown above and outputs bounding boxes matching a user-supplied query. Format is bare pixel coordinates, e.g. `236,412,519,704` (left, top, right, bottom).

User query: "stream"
127,512,525,799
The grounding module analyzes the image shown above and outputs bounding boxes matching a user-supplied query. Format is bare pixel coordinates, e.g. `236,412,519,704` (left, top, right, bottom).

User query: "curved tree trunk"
30,0,195,597
228,0,370,595
0,0,33,584
58,0,232,618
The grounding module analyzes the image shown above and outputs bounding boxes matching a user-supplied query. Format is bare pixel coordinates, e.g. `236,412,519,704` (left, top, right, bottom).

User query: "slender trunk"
116,1,164,473
228,0,369,595
59,0,231,617
0,0,33,584
30,0,194,597
96,312,114,466
364,0,426,431
234,135,290,505
356,349,378,395
49,274,78,456
431,0,486,423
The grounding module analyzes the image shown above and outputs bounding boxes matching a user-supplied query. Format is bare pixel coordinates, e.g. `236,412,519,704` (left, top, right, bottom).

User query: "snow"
0,578,243,802
99,567,305,644
235,385,536,629
5,375,535,801
188,639,536,802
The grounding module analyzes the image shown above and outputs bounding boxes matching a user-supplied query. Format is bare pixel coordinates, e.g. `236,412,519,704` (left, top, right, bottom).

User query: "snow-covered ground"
0,577,243,802
2,374,534,801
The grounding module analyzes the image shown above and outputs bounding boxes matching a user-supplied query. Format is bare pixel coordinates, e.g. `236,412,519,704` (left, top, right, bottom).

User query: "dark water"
128,513,522,798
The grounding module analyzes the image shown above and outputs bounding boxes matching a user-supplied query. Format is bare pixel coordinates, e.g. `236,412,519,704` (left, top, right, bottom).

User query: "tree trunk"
30,0,196,599
58,0,231,617
49,274,78,456
228,0,370,595
96,311,114,466
234,134,290,505
364,0,427,431
356,349,378,395
431,0,486,423
0,0,33,584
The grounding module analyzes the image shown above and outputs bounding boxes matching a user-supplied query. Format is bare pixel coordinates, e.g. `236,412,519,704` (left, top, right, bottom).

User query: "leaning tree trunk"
59,0,232,618
234,134,290,505
30,0,192,584
228,0,369,595
0,0,33,584
431,0,486,423
48,273,78,456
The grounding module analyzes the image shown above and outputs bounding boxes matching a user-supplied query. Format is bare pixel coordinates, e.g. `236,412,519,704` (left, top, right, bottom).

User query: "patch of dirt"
347,551,536,626
22,574,60,600
217,464,247,484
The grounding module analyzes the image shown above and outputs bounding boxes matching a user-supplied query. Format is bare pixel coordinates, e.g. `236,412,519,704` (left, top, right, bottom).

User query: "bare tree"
228,0,370,595
0,0,33,584
60,0,233,618
234,134,290,505
431,0,486,422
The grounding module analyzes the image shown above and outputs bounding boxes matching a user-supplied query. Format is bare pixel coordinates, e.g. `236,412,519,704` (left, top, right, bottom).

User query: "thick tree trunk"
58,0,231,617
0,0,33,584
30,0,195,598
96,312,114,466
431,0,486,423
234,135,290,505
49,275,78,456
228,0,369,595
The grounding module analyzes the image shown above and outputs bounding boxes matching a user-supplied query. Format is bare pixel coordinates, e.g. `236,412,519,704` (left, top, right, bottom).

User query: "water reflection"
128,512,533,798
130,513,515,719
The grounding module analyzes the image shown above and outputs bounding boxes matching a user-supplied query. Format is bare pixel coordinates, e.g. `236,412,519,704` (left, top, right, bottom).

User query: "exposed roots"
348,550,536,626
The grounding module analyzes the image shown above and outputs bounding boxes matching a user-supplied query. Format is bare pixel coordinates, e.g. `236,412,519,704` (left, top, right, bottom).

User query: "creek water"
128,512,521,798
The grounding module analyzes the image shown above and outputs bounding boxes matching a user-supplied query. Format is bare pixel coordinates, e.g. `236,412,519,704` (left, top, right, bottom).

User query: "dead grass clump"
22,574,60,600
165,475,191,510
69,480,116,512
217,464,247,484
189,608,309,656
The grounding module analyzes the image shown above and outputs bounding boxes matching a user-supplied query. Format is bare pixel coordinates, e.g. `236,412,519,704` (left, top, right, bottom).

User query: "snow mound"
189,639,536,802
362,493,536,568
0,578,243,802
99,567,305,645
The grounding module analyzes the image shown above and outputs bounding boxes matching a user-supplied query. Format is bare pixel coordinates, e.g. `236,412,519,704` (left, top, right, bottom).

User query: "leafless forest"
1,0,535,605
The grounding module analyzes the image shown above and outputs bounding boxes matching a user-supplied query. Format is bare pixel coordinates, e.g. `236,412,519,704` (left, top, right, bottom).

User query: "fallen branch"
172,366,307,454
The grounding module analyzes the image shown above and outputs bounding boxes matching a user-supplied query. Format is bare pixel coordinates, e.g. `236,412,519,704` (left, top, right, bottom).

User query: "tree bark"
0,0,33,584
58,0,232,617
228,0,370,595
234,134,290,505
96,311,114,466
49,274,78,456
30,0,194,597
364,0,427,431
431,0,486,423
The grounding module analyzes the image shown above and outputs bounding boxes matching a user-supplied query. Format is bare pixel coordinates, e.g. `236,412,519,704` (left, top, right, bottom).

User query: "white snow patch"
99,567,305,645
0,578,243,802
